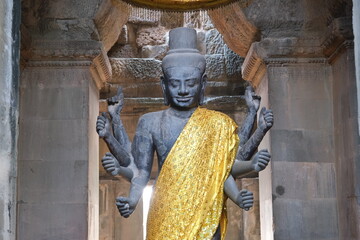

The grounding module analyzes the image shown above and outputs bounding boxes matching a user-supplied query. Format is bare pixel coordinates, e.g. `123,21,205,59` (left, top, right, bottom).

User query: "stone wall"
101,10,246,99
0,0,19,239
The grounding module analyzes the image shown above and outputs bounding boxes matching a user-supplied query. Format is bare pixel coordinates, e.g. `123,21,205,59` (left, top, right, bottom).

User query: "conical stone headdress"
162,27,206,74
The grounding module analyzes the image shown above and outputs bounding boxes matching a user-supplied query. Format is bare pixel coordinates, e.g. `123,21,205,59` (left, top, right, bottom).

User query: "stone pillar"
17,49,106,239
17,31,112,240
354,1,360,135
242,24,358,238
351,1,360,237
332,41,360,239
18,1,130,239
0,0,19,239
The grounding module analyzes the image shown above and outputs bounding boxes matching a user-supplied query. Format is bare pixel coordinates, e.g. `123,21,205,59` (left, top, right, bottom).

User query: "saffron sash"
147,108,239,240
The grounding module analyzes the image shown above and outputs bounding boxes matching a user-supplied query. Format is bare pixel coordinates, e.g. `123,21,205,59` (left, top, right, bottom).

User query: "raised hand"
108,87,124,118
251,149,271,172
245,86,261,113
235,190,254,211
116,196,137,218
96,112,111,138
258,107,274,132
102,152,120,176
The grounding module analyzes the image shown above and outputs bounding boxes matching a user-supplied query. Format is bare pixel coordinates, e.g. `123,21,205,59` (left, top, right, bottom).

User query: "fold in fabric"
147,107,239,240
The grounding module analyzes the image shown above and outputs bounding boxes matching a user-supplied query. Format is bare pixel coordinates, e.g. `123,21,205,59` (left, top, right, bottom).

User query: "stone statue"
96,27,273,240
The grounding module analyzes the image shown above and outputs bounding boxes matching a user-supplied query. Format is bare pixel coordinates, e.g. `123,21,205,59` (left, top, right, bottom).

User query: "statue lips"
176,97,192,102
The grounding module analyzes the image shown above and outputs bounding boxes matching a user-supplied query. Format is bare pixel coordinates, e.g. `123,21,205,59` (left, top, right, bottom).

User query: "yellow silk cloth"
121,0,252,11
147,108,239,240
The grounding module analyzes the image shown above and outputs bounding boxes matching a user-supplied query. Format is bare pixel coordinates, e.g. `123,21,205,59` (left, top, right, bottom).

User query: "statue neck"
167,107,197,119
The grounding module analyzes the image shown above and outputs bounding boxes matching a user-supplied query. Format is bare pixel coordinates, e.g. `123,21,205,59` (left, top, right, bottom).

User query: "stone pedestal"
17,63,100,239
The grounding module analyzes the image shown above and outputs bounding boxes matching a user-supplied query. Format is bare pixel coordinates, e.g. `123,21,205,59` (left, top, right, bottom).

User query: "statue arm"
97,113,132,167
238,107,273,161
238,109,257,147
224,176,254,210
107,87,132,153
116,116,155,218
231,149,271,178
101,152,134,181
238,86,260,147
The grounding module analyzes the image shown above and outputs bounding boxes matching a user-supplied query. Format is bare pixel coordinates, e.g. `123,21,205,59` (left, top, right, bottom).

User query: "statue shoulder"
199,108,237,126
137,110,164,129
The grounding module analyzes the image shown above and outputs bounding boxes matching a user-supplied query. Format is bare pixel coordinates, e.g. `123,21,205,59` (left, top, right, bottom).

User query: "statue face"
162,66,206,109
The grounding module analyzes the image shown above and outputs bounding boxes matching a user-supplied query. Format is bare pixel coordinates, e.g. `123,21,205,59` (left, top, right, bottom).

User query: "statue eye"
187,79,196,87
170,80,179,87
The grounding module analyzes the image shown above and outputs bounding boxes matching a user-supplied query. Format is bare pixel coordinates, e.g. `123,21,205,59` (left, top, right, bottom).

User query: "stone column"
0,0,20,239
242,17,357,238
17,40,111,239
18,1,130,239
352,1,360,237
354,1,360,135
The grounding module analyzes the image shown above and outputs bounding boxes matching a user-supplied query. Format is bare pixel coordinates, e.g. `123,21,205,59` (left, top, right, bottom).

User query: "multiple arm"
223,86,274,210
96,90,154,217
116,118,155,217
237,86,260,147
96,88,138,181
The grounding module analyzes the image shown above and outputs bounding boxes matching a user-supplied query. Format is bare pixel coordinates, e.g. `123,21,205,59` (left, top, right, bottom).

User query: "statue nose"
178,82,189,95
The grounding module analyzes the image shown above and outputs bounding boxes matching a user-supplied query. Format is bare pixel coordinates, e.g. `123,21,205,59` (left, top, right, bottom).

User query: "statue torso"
141,108,194,172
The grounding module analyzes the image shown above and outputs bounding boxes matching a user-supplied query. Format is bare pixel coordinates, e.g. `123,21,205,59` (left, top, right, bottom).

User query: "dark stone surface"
273,198,339,240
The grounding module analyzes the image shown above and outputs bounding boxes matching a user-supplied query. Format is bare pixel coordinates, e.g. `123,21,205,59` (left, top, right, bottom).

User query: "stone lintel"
30,40,103,60
242,24,353,88
24,39,112,89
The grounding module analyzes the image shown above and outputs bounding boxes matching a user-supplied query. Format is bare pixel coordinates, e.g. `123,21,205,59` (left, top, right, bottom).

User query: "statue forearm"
128,170,151,205
238,128,266,161
224,176,239,202
110,114,132,153
103,134,132,167
231,159,255,178
238,110,257,146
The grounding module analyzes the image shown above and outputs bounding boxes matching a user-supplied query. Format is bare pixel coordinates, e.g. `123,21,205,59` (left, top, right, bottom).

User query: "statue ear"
160,76,169,106
199,74,207,105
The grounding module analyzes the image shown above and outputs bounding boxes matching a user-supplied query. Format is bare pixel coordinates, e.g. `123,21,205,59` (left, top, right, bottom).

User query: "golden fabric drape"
147,107,239,240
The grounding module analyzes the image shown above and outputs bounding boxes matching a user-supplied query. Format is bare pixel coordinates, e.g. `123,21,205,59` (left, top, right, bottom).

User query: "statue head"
161,27,207,109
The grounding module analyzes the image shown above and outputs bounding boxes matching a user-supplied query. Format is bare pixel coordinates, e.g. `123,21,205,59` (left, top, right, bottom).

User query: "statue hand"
116,196,137,218
108,87,124,118
96,112,111,138
236,190,254,211
102,152,120,176
251,149,271,172
245,86,260,113
258,107,274,132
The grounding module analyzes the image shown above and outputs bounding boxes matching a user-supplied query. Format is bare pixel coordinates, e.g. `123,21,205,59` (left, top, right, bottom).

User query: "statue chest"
153,114,190,167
